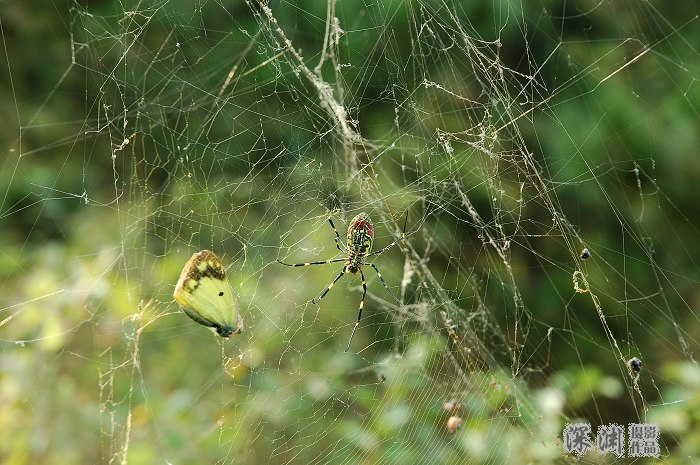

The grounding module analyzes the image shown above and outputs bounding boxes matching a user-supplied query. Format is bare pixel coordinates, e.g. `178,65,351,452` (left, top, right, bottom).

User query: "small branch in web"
252,0,371,151
314,0,336,76
217,30,261,98
594,44,649,90
400,255,415,301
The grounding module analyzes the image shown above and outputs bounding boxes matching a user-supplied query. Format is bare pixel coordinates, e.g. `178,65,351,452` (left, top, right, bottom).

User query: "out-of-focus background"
1,1,699,463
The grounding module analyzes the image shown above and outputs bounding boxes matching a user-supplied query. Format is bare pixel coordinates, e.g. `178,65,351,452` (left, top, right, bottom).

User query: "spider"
277,212,408,351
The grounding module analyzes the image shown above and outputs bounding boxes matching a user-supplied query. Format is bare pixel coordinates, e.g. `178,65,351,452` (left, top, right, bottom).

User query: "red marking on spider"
349,219,374,238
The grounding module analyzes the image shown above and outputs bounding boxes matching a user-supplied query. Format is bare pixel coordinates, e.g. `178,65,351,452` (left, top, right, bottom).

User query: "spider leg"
345,266,367,352
328,218,348,253
277,258,346,267
312,267,347,304
365,211,409,258
367,262,402,305
365,240,401,258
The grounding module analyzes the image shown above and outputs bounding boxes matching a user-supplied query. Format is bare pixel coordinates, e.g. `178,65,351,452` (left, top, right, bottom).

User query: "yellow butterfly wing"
173,250,243,337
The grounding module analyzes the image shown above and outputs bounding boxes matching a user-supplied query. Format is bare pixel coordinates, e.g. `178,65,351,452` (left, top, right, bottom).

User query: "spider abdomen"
347,212,374,256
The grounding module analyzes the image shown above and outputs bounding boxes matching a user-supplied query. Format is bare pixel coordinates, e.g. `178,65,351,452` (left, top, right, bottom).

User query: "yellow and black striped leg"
312,267,346,304
328,218,348,253
365,233,405,258
369,262,401,305
345,266,368,352
277,258,346,267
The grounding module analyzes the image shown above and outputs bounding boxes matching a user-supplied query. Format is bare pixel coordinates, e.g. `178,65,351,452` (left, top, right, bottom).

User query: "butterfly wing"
173,250,243,337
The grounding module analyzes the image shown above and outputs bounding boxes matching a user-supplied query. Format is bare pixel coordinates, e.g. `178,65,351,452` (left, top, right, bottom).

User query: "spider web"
2,0,700,463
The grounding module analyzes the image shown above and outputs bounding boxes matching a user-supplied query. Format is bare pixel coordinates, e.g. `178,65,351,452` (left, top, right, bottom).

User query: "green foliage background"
1,1,699,464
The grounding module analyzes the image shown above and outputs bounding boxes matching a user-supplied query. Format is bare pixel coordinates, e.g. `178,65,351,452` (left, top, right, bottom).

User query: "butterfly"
173,250,243,337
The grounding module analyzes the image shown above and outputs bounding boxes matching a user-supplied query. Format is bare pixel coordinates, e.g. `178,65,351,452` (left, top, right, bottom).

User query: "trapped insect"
443,399,461,414
278,212,408,351
174,250,244,337
446,415,462,434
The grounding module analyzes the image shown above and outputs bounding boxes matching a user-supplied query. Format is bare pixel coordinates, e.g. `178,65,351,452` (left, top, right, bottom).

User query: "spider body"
344,213,374,273
628,357,643,373
278,212,408,351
